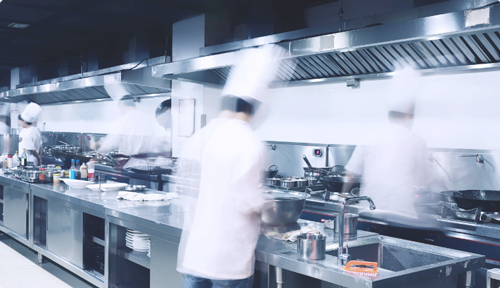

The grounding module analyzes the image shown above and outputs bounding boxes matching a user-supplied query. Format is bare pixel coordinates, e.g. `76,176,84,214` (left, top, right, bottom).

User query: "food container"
294,178,308,187
297,233,326,260
46,170,54,183
334,213,359,235
266,178,280,186
123,185,147,192
53,173,61,183
280,179,294,189
39,168,47,184
262,190,310,225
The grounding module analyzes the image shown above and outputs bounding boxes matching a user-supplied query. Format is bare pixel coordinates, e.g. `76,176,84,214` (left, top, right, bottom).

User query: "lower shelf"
116,247,150,269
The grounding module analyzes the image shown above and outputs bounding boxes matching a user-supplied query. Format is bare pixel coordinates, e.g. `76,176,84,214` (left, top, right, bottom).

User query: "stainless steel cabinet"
3,187,28,238
150,237,181,288
47,201,83,268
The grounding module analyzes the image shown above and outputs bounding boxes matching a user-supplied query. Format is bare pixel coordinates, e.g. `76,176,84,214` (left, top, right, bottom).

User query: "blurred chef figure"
177,45,288,288
0,104,10,134
18,103,42,166
345,67,430,220
98,84,156,169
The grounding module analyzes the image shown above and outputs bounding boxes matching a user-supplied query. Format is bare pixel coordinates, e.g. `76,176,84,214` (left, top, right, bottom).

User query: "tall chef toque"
19,102,41,123
388,66,421,115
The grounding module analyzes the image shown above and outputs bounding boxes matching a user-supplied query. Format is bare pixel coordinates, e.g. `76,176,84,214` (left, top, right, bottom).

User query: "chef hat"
20,102,41,123
222,44,289,104
388,66,421,115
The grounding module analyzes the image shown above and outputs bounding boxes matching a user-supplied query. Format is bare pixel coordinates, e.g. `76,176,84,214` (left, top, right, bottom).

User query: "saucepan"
265,165,279,179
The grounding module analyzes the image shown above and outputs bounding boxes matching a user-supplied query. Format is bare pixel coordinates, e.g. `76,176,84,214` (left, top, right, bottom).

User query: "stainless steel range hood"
152,3,500,86
0,56,171,105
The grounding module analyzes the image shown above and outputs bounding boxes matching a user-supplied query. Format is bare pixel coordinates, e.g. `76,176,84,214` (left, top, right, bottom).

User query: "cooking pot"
265,165,279,178
280,179,294,189
266,178,280,186
294,178,308,188
262,190,310,225
321,175,360,192
297,233,326,260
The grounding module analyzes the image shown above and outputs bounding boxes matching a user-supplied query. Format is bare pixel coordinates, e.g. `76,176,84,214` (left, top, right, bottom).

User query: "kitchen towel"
117,192,179,201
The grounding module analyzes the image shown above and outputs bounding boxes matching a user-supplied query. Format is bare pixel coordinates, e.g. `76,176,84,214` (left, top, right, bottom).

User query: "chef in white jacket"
18,103,42,166
345,68,430,220
177,45,288,288
98,84,156,168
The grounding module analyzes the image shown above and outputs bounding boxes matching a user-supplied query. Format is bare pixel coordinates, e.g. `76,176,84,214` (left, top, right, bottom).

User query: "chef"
344,67,430,220
18,102,42,166
98,84,156,169
177,45,288,288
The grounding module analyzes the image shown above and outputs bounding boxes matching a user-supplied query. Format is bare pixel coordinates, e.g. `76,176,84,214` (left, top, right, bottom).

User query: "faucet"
457,154,484,164
338,196,376,266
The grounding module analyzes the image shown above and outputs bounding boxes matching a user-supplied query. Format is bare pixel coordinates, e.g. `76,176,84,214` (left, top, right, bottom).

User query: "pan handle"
302,155,313,169
268,165,278,171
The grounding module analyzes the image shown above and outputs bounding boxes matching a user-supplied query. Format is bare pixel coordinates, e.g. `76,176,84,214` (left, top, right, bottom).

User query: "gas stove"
440,202,500,224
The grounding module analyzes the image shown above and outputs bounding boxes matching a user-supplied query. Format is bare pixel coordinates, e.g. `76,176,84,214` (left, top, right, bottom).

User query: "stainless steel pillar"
458,270,475,288
487,268,500,288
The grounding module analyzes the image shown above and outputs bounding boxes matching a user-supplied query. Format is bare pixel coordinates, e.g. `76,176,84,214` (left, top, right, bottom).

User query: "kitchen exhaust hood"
0,56,171,105
153,3,500,86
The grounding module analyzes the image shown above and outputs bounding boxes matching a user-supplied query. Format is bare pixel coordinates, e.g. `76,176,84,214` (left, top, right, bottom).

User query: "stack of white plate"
147,239,151,258
125,229,150,253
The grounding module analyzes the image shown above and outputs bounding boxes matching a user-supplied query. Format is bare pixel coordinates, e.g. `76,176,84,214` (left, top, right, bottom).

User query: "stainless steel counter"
0,172,486,288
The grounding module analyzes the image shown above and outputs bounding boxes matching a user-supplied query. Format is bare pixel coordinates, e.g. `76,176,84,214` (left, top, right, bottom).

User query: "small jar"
39,168,47,184
53,173,61,183
46,171,53,183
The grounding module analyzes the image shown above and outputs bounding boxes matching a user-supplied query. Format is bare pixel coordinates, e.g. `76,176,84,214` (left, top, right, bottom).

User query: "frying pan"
448,190,500,212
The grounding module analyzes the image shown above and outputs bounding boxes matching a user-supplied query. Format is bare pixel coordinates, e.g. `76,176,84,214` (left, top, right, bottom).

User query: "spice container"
39,168,47,184
46,170,54,183
53,173,61,183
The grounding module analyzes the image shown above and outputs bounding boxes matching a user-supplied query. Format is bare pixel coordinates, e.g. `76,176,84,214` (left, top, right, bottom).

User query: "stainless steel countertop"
0,172,485,287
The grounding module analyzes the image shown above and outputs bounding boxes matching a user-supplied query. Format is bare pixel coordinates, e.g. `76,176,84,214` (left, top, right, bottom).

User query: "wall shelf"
116,247,150,269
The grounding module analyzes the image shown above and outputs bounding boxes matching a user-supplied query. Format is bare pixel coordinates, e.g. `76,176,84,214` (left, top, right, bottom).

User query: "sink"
326,241,451,272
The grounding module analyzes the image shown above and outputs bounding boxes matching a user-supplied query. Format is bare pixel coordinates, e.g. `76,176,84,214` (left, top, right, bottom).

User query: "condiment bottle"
13,151,18,168
80,162,88,180
69,159,77,179
39,168,46,184
53,173,61,183
88,159,95,182
7,155,12,168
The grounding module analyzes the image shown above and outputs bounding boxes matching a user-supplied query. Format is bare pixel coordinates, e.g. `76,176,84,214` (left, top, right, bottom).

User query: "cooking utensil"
280,179,294,189
123,185,147,192
294,178,308,187
334,213,358,235
262,190,310,225
306,177,319,186
302,155,313,169
297,233,326,260
452,190,500,212
265,165,279,178
266,178,280,186
321,175,360,192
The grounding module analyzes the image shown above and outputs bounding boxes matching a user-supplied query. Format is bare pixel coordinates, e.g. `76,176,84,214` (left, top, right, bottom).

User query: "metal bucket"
334,213,359,235
297,233,326,260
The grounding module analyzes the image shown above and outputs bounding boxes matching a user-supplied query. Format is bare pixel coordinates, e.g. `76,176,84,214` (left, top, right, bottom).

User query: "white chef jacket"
99,109,156,168
19,126,42,166
345,124,429,216
177,119,265,280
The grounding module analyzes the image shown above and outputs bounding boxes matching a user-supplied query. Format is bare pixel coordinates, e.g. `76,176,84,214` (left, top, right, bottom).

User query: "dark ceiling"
0,0,336,87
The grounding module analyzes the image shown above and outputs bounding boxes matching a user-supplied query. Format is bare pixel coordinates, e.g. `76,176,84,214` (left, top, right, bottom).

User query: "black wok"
265,165,279,178
321,175,360,192
445,190,500,212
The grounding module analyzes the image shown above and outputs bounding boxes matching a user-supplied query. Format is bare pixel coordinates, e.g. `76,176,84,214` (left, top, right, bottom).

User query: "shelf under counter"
92,236,105,246
116,246,150,269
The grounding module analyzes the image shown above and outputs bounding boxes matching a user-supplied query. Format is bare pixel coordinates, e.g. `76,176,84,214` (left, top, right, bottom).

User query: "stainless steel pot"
304,170,323,178
306,176,319,186
266,178,281,186
334,213,358,235
280,179,294,189
262,190,310,225
294,178,308,187
297,233,326,260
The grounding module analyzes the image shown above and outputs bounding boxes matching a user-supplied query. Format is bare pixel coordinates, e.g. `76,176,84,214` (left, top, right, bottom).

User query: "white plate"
87,183,128,191
60,179,91,189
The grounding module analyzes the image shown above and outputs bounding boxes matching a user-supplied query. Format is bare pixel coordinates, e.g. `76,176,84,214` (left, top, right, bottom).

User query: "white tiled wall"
255,69,500,150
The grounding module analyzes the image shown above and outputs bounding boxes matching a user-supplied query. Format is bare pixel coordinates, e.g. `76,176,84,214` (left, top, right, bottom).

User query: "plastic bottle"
87,159,95,182
76,160,81,179
69,159,77,179
13,151,19,168
2,154,8,169
21,149,27,167
80,162,88,180
7,155,12,168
